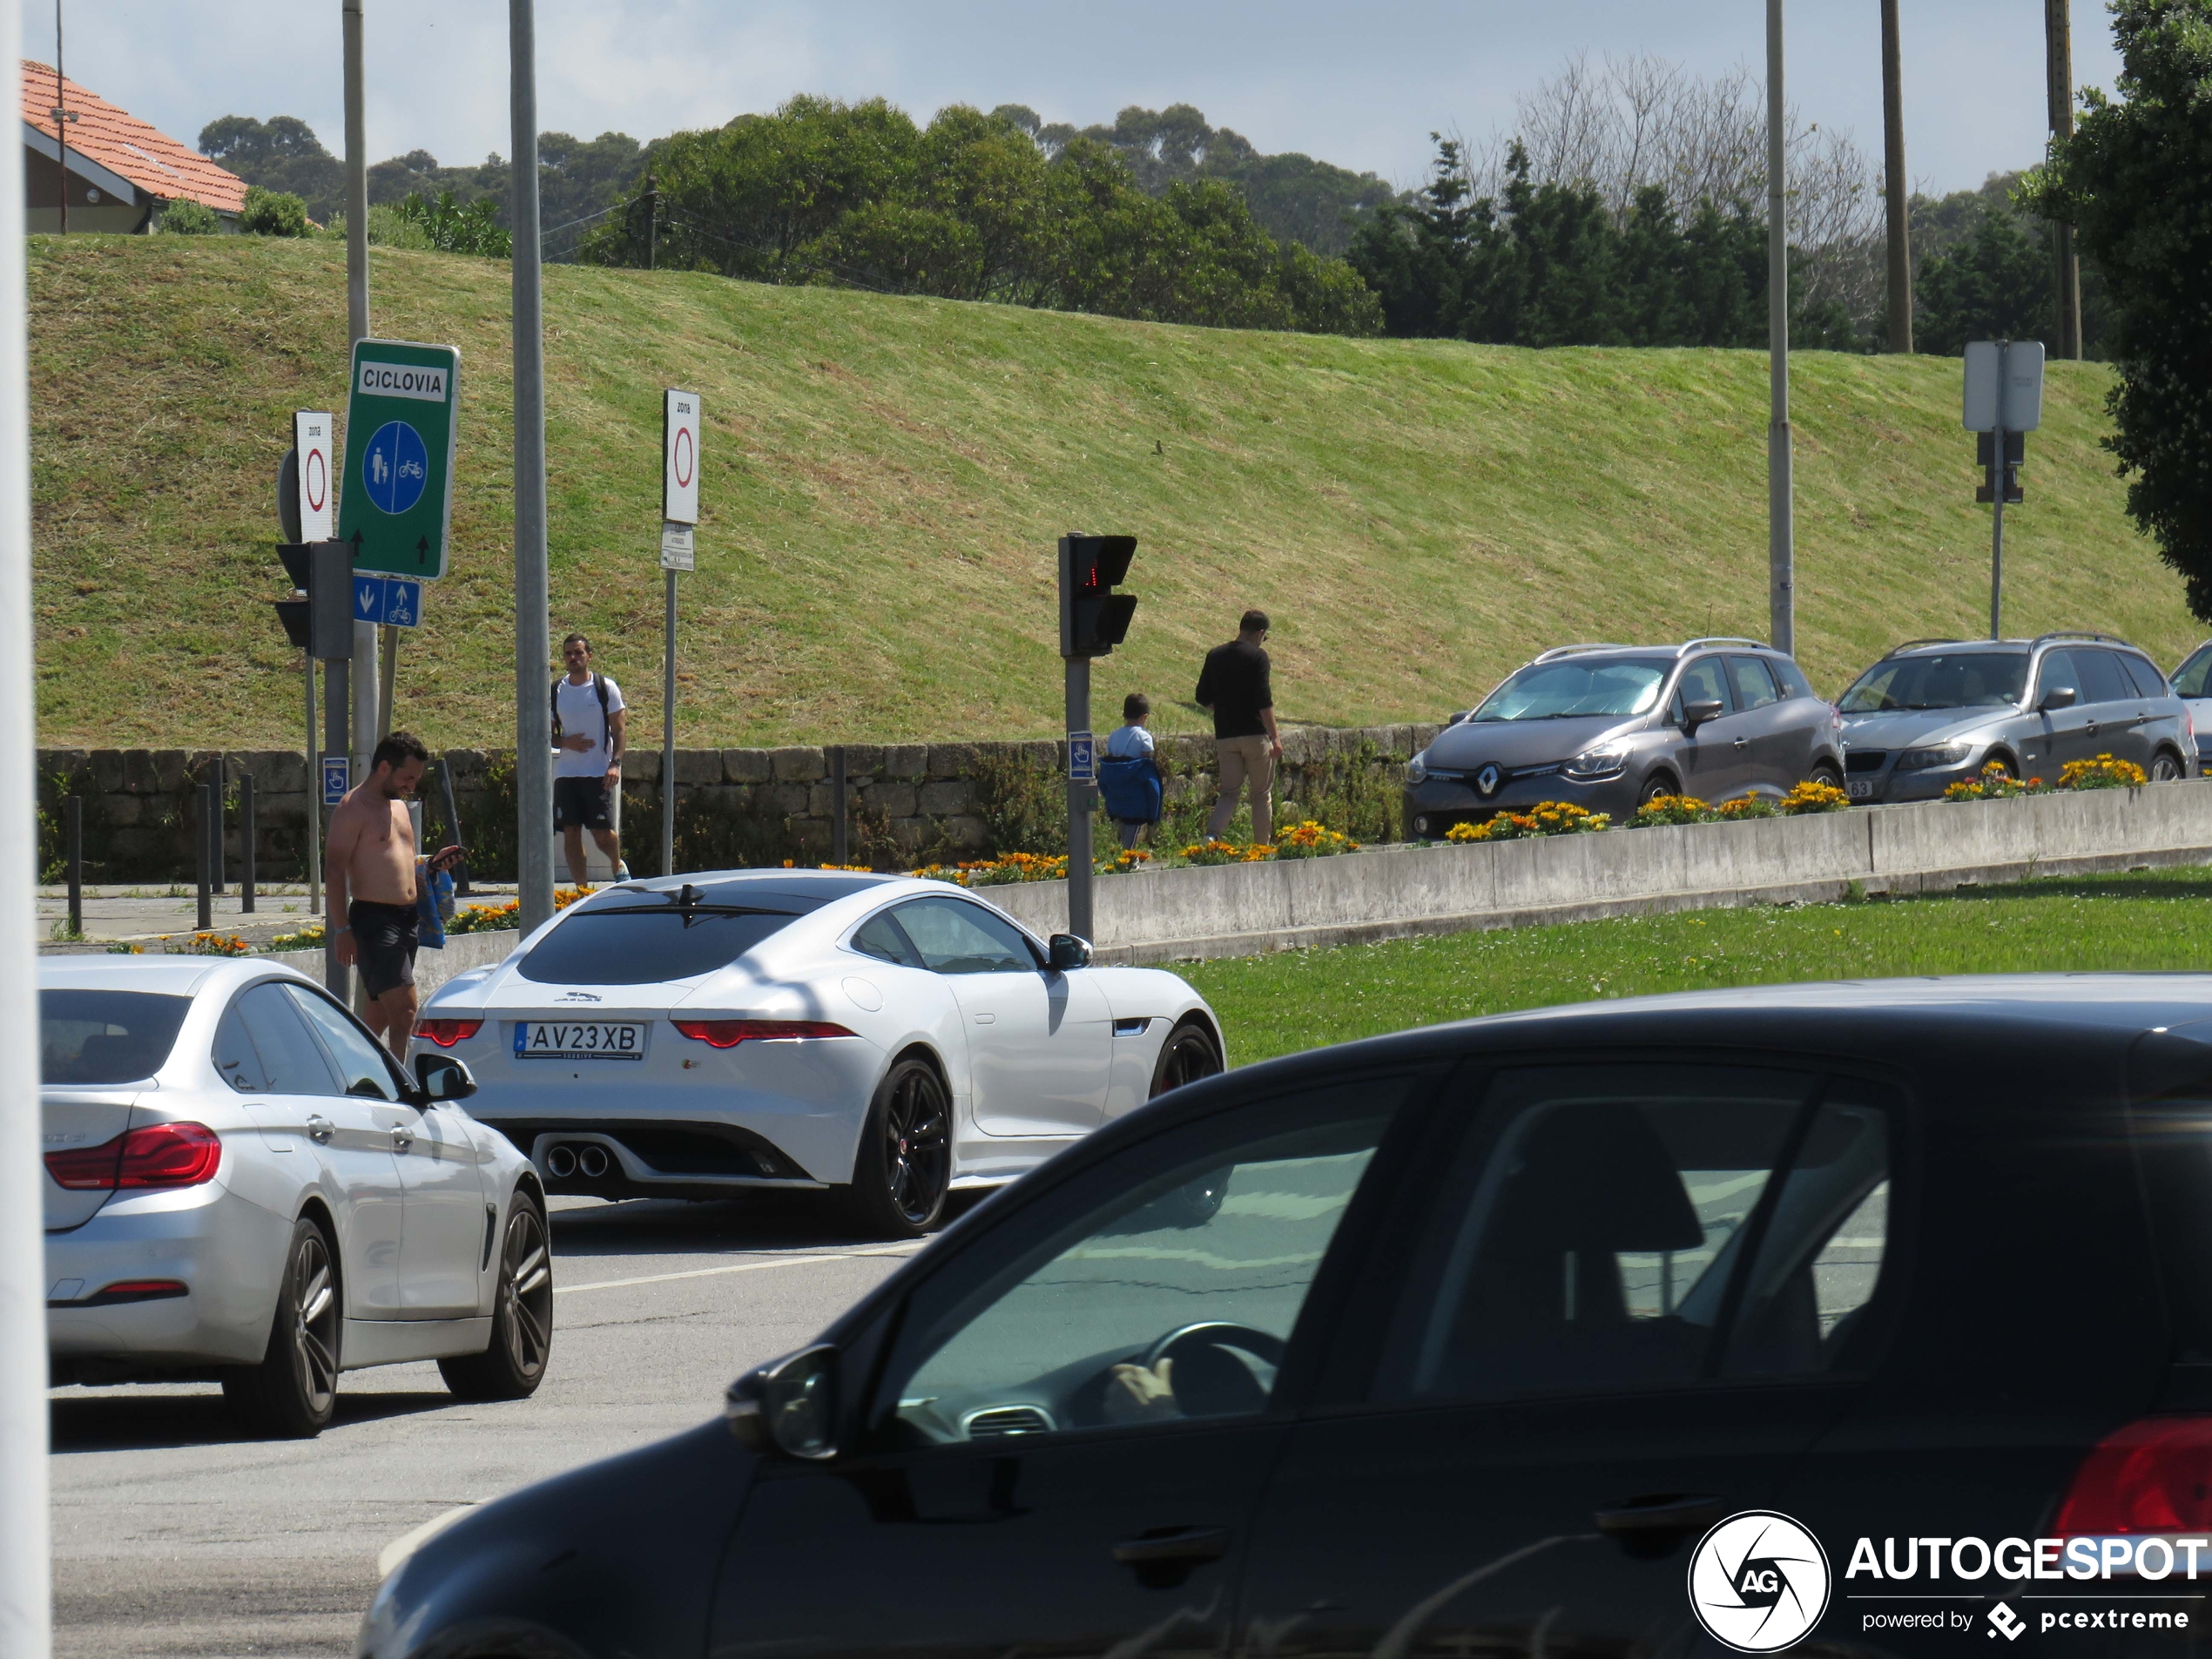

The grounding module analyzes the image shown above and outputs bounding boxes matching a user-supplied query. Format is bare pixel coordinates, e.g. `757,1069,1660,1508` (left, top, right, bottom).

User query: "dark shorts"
350,900,418,1001
553,775,612,831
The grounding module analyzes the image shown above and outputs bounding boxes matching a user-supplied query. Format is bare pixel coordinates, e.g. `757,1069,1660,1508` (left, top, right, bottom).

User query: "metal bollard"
65,796,82,940
210,755,225,894
831,746,848,866
195,783,212,932
239,775,257,914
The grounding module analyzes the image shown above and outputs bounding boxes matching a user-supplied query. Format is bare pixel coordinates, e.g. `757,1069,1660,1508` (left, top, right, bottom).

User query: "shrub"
1099,848,1151,875
1447,802,1609,842
159,198,220,235
240,185,311,237
269,920,326,951
1780,779,1851,815
2059,753,2148,791
1182,839,1272,866
391,190,510,258
166,932,251,956
1629,793,1711,827
910,853,1068,887
1944,765,2046,802
1716,794,1778,820
1271,819,1359,859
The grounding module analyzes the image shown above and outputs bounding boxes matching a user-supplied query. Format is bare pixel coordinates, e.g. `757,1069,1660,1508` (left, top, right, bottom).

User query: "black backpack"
551,673,611,752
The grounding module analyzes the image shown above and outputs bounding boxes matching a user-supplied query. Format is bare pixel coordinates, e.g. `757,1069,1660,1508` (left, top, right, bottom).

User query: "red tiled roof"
22,59,246,214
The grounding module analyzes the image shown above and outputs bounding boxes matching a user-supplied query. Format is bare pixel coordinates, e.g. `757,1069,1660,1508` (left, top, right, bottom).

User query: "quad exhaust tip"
577,1144,610,1178
543,1144,577,1178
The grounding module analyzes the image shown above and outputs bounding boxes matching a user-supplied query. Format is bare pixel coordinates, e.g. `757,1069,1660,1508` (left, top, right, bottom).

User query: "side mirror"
412,1052,476,1103
726,1344,840,1460
2040,686,2079,712
1682,698,1724,735
1048,934,1093,972
1447,710,1473,725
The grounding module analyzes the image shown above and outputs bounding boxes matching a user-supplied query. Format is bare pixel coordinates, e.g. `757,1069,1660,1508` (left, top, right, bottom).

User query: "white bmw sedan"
43,957,550,1439
411,871,1224,1237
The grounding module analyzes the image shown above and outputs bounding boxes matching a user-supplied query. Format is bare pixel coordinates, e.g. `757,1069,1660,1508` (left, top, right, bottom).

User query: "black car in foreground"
361,977,2212,1659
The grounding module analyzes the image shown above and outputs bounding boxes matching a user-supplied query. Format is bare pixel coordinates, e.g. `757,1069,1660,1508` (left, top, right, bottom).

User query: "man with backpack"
553,632,631,885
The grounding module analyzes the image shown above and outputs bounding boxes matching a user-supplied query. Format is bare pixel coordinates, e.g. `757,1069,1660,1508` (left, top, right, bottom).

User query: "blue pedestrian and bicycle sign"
352,574,423,628
321,756,350,806
360,421,429,516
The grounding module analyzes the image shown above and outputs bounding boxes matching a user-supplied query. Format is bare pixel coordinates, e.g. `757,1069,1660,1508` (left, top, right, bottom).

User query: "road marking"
553,1247,923,1297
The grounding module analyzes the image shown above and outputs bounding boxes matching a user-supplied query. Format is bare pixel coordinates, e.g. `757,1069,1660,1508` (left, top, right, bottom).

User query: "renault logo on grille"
1475,764,1502,797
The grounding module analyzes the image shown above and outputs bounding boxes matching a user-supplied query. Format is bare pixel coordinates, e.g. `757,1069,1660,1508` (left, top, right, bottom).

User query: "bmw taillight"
2054,1417,2212,1536
671,1020,855,1049
44,1122,222,1190
416,1018,482,1048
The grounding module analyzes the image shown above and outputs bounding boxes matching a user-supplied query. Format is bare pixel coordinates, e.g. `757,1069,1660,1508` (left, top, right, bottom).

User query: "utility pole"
512,0,554,934
341,0,379,782
644,169,657,271
1765,0,1793,656
0,1,53,1651
51,0,67,235
1880,0,1912,353
2045,0,2082,360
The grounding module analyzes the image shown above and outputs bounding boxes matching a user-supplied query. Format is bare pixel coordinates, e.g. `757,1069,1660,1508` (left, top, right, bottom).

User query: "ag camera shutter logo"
1687,1511,1831,1653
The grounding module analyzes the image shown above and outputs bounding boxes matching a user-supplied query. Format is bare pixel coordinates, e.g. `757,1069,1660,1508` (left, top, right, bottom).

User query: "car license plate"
1847,779,1876,800
514,1022,647,1061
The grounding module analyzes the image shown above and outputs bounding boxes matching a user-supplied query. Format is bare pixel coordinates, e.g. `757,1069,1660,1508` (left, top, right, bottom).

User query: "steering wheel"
1140,1322,1287,1419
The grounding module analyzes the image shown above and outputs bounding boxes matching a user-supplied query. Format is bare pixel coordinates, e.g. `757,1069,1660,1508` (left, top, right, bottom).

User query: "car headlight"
1561,744,1630,780
1895,743,1973,772
1406,752,1428,786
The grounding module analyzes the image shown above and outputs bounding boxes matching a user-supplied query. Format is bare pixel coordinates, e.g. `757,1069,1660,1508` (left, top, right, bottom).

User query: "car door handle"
306,1114,333,1145
1595,1494,1725,1537
390,1125,414,1151
2087,721,2100,736
1113,1526,1231,1567
1732,738,1749,749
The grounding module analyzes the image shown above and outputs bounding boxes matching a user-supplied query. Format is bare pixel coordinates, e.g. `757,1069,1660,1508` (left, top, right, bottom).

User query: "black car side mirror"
412,1052,476,1103
2040,686,2079,712
1048,934,1093,972
1682,698,1724,735
727,1344,840,1460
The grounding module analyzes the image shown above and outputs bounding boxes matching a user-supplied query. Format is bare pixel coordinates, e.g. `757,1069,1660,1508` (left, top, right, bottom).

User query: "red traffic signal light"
1059,534,1137,658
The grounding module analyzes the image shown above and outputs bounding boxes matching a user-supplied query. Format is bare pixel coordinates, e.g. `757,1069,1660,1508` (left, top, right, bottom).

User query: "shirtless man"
327,731,463,1057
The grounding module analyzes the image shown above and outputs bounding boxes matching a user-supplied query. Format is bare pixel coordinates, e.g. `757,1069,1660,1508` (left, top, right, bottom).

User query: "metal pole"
323,656,349,998
376,621,397,738
0,0,51,1638
2046,0,2081,360
305,647,320,911
645,170,656,271
342,0,380,785
1992,341,2008,640
1066,658,1093,941
210,752,224,893
511,0,554,934
1880,0,1912,354
1765,0,1794,657
662,566,677,877
831,745,848,867
65,793,80,938
52,0,64,237
239,773,256,914
195,782,212,932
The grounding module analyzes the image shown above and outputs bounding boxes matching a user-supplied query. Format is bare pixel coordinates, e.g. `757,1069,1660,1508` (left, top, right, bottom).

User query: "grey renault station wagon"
1404,639,1844,840
1836,632,2194,802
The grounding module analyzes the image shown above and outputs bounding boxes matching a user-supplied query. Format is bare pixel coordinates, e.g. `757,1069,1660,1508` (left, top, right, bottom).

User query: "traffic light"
273,539,354,660
1058,534,1137,658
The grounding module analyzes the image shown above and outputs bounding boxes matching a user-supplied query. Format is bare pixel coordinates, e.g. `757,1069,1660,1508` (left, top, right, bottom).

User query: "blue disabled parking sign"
361,420,429,516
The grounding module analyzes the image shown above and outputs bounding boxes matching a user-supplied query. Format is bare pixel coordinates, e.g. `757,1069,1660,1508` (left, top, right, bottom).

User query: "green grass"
30,233,2198,752
1179,868,2212,1064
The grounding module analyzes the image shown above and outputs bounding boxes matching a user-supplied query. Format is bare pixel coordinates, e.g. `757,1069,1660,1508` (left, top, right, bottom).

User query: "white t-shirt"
554,674,624,779
1105,723,1156,760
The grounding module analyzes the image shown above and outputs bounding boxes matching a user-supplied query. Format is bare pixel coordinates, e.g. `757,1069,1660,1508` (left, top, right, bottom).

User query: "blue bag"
1097,755,1163,824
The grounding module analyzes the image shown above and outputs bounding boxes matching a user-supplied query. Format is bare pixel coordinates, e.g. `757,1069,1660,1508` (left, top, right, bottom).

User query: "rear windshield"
1474,658,1674,721
516,885,829,985
1838,651,2028,713
41,989,192,1084
2175,647,2212,701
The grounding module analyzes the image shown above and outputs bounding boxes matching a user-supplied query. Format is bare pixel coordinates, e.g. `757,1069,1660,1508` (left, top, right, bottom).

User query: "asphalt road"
48,1193,938,1658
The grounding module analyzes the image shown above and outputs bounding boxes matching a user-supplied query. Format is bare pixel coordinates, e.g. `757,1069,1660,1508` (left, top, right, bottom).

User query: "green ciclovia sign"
337,338,460,581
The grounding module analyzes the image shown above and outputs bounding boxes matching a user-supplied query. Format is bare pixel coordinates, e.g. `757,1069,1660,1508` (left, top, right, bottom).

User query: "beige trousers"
1209,735,1276,844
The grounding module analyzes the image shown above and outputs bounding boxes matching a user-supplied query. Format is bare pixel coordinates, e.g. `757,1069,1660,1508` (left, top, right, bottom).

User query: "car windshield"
2176,647,2212,701
41,989,192,1084
1838,651,2028,713
1472,658,1673,721
516,883,839,985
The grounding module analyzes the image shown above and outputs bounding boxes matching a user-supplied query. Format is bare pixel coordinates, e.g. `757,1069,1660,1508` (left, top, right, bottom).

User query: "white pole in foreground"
511,0,553,934
1765,0,1794,657
341,0,379,786
0,0,55,1643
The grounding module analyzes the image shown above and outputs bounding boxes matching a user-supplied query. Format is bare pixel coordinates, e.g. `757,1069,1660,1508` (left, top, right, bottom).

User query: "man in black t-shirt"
1195,608,1284,845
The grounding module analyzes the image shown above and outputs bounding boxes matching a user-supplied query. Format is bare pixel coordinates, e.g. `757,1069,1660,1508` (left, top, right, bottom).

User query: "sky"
46,1,2124,199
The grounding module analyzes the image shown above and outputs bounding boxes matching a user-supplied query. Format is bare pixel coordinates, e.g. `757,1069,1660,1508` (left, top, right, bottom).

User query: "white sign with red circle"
663,388,700,526
293,408,334,541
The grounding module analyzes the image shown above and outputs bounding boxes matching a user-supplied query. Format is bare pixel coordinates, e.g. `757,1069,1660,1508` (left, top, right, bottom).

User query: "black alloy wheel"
1150,1020,1224,1099
441,1197,554,1401
2152,751,2184,783
1811,762,1845,792
225,1217,341,1438
1638,774,1680,807
846,1057,952,1238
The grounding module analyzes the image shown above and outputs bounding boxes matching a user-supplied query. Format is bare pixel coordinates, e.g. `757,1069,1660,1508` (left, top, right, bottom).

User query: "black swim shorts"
553,774,612,831
349,899,419,1000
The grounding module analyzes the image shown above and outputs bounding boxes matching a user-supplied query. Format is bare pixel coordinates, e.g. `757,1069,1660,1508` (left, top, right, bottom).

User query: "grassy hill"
30,233,2195,751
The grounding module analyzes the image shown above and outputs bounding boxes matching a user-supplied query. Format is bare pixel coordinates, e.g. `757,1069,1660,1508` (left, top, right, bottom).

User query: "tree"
239,185,310,237
158,197,219,235
2026,0,2212,618
1914,204,2052,354
198,115,343,222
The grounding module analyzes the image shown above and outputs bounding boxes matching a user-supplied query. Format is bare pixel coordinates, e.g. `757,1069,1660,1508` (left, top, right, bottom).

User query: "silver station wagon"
1836,632,2194,802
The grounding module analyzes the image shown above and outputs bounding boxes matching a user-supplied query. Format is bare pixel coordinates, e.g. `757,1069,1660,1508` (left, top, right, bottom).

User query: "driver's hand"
1104,1359,1179,1423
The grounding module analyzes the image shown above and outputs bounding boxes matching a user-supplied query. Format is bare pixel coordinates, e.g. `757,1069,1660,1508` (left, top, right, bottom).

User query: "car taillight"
91,1280,188,1303
416,1018,482,1048
672,1019,855,1049
44,1123,221,1191
2054,1417,2212,1535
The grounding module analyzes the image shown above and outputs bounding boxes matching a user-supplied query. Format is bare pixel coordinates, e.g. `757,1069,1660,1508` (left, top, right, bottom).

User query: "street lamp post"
1765,0,1794,656
511,0,553,935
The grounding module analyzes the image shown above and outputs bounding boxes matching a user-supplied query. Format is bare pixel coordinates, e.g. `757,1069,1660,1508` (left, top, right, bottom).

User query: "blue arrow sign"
321,756,350,806
354,573,387,624
381,578,421,629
